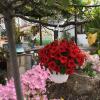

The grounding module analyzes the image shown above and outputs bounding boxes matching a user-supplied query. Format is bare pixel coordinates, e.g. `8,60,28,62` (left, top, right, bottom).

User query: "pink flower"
0,64,50,99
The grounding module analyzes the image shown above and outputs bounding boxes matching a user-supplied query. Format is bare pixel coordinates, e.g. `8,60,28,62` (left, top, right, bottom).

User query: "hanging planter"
50,71,69,83
38,39,85,83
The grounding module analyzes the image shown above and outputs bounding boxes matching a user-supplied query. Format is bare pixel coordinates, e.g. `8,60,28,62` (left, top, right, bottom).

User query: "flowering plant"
82,51,100,77
38,39,85,75
0,65,50,100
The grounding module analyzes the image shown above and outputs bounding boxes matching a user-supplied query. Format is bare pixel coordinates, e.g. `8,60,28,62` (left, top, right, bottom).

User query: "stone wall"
46,73,100,100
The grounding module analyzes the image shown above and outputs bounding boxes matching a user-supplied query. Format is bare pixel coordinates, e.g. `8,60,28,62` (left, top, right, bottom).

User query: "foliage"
62,0,92,19
61,31,71,41
1,0,94,23
82,51,100,77
0,64,50,100
38,39,85,75
86,7,100,47
82,62,96,77
15,0,71,18
31,25,39,36
0,0,98,28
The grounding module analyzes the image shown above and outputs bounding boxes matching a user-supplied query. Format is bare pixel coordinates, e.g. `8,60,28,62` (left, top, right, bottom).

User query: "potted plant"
38,39,85,83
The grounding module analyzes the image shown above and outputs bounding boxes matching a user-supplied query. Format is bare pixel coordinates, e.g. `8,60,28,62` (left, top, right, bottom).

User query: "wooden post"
4,13,24,100
81,24,83,34
39,18,42,45
74,6,77,44
54,30,58,40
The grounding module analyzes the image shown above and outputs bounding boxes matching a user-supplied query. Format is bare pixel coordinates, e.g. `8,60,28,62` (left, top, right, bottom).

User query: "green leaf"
61,0,70,7
83,62,96,77
41,0,45,4
55,60,61,65
98,50,100,55
72,0,83,5
47,0,55,5
60,67,66,74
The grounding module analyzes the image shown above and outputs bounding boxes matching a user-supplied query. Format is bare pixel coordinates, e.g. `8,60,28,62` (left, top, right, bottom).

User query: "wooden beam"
15,14,92,28
68,4,100,7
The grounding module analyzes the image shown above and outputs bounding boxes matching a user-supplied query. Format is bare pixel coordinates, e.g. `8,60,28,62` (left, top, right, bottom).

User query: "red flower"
59,56,68,64
76,53,85,66
55,52,61,58
67,59,76,68
50,40,58,47
40,56,48,64
48,61,56,69
50,46,58,54
48,61,60,72
38,39,85,75
66,68,74,74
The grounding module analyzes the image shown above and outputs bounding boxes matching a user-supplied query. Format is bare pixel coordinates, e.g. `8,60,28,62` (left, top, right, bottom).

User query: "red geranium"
38,39,85,75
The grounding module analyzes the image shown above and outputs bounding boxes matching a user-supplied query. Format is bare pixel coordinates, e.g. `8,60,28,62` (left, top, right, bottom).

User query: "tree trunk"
4,13,24,100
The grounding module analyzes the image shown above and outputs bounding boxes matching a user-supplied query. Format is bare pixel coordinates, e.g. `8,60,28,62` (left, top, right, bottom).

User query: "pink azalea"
82,50,100,72
0,64,50,99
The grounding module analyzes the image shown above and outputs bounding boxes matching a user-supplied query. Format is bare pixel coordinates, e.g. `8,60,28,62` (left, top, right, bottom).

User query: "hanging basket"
50,71,69,83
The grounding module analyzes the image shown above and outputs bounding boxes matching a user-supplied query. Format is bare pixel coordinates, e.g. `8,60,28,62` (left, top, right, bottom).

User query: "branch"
15,14,91,27
69,4,100,8
0,1,7,13
12,0,27,8
10,0,21,4
0,0,7,8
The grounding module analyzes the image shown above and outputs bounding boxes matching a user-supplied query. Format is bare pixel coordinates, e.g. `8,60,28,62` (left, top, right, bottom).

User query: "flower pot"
50,72,69,83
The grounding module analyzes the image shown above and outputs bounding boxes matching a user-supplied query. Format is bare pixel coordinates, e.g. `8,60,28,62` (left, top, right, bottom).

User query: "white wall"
77,34,89,47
